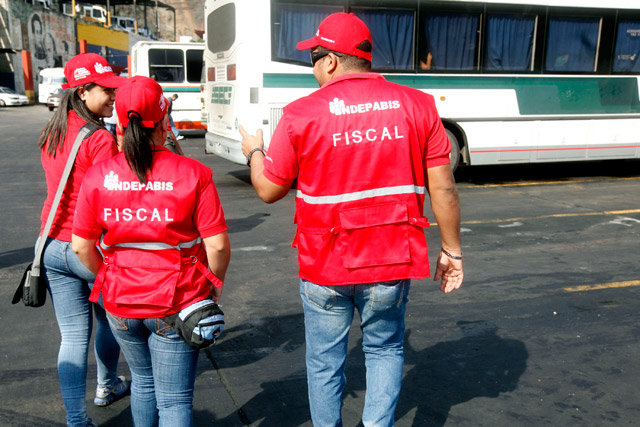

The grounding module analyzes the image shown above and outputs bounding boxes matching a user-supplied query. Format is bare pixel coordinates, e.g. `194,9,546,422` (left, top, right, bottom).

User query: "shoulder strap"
32,123,102,276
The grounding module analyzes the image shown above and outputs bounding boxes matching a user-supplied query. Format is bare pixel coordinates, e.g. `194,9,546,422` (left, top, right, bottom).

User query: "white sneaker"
94,375,129,407
177,135,184,140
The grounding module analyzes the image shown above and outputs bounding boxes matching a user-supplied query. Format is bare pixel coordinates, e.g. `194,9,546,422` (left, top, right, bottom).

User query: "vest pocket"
337,203,411,269
107,249,181,308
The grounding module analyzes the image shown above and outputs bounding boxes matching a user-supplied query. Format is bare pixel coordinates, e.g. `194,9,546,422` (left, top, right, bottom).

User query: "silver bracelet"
441,247,463,260
246,147,265,167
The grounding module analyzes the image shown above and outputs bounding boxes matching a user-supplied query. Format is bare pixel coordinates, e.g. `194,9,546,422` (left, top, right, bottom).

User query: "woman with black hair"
38,53,129,427
72,76,230,426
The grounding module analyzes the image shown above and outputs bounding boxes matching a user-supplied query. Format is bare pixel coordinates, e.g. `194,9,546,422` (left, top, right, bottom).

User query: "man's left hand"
434,253,464,294
239,125,264,157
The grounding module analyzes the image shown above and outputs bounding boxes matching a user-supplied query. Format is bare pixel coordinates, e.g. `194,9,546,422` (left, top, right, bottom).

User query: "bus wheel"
446,129,460,172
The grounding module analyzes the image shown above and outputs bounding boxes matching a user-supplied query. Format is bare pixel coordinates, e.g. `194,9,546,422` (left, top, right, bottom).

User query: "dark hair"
38,83,105,156
122,114,155,184
356,40,372,53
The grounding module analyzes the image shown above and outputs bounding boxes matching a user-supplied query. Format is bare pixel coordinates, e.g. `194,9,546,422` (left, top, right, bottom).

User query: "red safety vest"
264,73,451,286
74,146,227,318
89,238,222,318
40,111,118,242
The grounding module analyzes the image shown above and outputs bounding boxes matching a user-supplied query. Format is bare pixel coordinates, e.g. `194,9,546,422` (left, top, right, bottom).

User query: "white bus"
203,0,640,170
130,41,206,135
38,67,65,104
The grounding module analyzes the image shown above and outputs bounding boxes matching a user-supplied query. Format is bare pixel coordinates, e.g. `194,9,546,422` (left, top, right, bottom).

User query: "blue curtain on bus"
613,20,640,72
424,13,478,71
277,6,341,64
485,14,535,71
545,17,599,72
353,9,414,70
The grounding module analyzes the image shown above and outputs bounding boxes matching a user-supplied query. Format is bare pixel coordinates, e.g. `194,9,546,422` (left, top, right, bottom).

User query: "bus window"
186,49,204,83
352,8,414,71
485,14,536,71
207,3,236,54
545,17,600,72
149,49,184,83
422,13,480,71
274,5,341,64
613,20,640,73
39,75,65,85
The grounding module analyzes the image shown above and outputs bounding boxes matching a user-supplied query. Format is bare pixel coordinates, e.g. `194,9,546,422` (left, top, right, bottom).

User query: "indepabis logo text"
103,171,173,191
329,97,401,116
73,67,91,81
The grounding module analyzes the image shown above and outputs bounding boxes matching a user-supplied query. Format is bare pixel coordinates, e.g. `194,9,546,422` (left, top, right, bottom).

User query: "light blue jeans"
107,314,199,427
300,279,410,427
169,115,180,137
41,237,121,427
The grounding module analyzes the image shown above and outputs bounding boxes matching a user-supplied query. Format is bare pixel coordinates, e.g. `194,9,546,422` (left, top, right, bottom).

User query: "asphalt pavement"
1,105,639,426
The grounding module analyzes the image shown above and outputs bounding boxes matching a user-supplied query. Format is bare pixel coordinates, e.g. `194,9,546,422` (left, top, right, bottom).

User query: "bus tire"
445,128,460,172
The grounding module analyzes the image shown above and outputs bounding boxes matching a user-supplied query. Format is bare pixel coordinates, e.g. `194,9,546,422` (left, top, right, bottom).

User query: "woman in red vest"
72,76,230,426
38,53,128,427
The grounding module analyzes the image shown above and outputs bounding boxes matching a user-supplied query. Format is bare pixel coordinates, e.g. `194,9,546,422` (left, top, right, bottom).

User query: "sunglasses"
310,50,343,66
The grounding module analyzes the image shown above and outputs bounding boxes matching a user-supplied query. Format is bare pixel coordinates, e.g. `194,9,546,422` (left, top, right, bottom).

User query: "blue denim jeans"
41,237,121,427
107,314,199,427
169,115,180,137
300,279,410,427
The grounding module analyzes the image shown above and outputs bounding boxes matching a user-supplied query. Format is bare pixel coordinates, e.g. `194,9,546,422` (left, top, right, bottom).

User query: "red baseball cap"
296,13,372,62
62,53,126,89
115,76,168,128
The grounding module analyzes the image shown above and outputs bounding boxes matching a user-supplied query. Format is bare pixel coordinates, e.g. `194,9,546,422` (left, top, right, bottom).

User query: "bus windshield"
148,48,203,84
132,42,206,135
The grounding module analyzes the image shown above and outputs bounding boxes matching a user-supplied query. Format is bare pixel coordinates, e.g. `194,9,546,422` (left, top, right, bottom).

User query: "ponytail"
122,113,154,184
38,83,105,156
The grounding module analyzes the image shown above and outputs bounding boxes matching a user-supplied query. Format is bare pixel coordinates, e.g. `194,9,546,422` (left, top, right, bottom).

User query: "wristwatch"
246,147,264,167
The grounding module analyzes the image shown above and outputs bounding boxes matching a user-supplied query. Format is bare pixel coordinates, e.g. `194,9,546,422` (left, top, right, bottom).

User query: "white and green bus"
203,0,640,170
131,41,206,135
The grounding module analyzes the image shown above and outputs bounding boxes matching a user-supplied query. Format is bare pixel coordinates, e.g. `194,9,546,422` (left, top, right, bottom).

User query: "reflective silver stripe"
296,185,426,205
100,237,202,251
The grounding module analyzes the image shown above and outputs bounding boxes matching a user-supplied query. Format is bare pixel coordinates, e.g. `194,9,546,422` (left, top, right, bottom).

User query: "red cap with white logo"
115,76,168,128
62,53,126,89
296,13,372,62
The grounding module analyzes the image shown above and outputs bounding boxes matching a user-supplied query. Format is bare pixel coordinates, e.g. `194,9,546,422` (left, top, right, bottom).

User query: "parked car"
46,88,68,111
0,87,29,107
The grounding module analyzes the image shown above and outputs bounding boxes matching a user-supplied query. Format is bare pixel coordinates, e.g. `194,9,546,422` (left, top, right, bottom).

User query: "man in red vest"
240,12,463,426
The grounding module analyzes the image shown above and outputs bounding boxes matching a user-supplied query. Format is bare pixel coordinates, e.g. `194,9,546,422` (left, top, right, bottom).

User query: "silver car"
46,88,69,111
0,87,29,107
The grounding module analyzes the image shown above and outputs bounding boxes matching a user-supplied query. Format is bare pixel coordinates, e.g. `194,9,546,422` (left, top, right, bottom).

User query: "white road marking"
498,221,523,228
607,217,640,227
233,246,274,252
